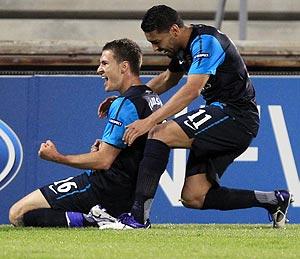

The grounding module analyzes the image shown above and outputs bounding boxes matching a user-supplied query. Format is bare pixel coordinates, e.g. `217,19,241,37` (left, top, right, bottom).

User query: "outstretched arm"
38,139,120,170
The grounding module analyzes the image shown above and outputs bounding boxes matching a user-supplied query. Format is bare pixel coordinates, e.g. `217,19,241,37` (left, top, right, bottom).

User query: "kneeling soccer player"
9,38,161,228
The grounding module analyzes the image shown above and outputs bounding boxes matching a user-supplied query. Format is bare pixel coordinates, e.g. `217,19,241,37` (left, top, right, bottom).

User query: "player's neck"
181,26,193,49
120,76,142,94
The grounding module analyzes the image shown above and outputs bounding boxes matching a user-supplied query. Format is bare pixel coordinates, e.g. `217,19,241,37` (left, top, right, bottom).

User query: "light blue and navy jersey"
168,24,259,136
102,97,138,149
100,85,162,179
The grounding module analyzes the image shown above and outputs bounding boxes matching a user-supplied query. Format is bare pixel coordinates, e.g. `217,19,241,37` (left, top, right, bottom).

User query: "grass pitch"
1,224,299,258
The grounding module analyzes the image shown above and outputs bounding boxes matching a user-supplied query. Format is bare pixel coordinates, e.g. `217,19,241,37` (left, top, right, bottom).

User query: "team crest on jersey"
0,120,23,191
109,118,123,126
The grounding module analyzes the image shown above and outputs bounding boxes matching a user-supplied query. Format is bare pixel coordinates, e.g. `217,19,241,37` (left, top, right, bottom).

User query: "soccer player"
104,5,293,229
8,38,161,228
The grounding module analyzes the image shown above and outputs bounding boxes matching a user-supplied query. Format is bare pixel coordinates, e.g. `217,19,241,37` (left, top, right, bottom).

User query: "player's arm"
147,69,184,95
148,74,209,122
38,140,120,170
39,96,140,169
124,34,225,145
123,74,209,145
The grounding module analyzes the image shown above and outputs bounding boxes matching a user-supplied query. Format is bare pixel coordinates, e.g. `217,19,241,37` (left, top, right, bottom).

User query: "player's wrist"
53,152,65,164
147,115,159,126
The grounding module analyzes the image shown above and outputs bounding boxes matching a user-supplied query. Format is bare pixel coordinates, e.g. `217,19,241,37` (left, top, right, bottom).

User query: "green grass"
1,224,300,258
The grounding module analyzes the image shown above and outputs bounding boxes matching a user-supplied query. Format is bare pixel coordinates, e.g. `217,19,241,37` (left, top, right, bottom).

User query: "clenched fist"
38,140,60,162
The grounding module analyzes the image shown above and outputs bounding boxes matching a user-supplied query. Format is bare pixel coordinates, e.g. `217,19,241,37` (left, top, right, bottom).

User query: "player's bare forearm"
123,75,209,145
147,74,209,124
39,140,120,170
148,86,197,124
123,87,196,146
57,151,111,170
147,70,183,95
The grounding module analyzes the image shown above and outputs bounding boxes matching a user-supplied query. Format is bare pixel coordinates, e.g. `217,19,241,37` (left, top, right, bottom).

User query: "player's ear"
121,61,129,74
170,24,180,37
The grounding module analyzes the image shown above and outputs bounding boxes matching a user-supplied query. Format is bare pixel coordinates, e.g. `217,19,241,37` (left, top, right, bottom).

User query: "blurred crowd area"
0,0,299,72
0,0,299,42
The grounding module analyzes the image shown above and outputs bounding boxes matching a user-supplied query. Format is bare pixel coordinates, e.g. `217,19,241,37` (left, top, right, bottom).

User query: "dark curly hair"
141,5,184,33
102,38,142,76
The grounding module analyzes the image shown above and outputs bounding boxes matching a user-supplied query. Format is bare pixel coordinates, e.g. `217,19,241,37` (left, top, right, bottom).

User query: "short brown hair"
102,38,142,76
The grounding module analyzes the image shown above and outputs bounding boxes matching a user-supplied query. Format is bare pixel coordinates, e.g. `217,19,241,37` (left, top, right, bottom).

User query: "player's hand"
98,96,118,119
38,140,60,162
123,118,155,146
90,139,101,152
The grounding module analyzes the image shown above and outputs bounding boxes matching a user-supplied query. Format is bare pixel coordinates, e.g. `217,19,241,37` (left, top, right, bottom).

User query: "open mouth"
101,76,109,82
161,49,173,57
101,76,109,87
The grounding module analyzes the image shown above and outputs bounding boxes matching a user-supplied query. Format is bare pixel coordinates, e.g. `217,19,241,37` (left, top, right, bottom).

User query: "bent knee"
148,124,175,146
180,192,208,209
9,203,25,226
148,124,165,139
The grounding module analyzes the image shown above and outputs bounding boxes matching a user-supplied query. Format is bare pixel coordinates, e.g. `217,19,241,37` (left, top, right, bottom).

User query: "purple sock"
66,212,84,227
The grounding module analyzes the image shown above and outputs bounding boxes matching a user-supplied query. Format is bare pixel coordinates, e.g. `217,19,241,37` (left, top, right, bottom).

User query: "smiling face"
97,50,123,92
145,28,180,58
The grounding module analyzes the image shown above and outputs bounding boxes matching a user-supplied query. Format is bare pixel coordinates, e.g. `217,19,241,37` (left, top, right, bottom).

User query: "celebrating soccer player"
9,39,161,228
103,5,293,229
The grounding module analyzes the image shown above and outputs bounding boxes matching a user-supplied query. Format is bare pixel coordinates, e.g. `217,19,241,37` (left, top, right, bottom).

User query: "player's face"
144,29,179,58
97,50,123,92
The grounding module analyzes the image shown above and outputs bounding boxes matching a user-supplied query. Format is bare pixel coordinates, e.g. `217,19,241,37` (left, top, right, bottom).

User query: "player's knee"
148,124,172,146
148,124,163,139
180,191,207,209
9,203,24,226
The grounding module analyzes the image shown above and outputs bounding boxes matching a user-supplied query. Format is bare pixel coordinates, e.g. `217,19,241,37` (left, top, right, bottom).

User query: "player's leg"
112,105,230,228
9,174,91,227
148,120,193,147
176,103,256,209
180,174,212,209
180,146,261,210
179,109,293,227
9,189,51,226
103,119,193,229
38,172,118,228
182,172,293,228
10,172,114,227
9,189,71,227
129,120,193,225
20,205,116,228
181,175,263,211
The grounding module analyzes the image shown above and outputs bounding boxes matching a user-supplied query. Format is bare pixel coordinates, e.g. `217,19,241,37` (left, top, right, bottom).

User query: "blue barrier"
0,75,299,224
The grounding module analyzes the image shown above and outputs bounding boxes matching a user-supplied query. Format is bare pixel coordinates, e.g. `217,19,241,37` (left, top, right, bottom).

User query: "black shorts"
174,102,253,185
40,170,135,218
